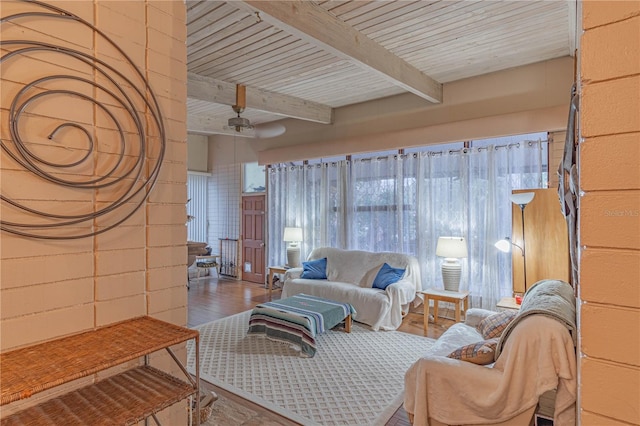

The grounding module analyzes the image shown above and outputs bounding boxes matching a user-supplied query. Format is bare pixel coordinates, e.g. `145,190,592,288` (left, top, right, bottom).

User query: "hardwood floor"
187,275,456,426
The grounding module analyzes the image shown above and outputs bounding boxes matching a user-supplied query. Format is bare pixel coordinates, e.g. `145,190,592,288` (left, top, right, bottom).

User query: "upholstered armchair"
404,280,577,426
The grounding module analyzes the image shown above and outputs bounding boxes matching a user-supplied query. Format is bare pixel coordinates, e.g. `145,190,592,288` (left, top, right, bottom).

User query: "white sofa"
282,247,421,331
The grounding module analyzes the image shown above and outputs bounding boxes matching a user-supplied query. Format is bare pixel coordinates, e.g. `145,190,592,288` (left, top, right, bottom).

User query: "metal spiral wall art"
0,0,166,239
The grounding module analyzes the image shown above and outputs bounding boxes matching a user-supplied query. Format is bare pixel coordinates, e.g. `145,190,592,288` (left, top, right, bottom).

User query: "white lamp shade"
510,192,535,206
436,237,468,259
495,239,512,253
283,227,303,242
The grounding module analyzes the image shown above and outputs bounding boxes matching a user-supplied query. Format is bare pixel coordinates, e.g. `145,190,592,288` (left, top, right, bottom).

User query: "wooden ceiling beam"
187,73,333,124
239,0,442,104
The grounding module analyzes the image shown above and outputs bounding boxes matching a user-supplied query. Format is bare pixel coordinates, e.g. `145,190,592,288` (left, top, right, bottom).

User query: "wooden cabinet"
511,188,570,293
0,316,199,425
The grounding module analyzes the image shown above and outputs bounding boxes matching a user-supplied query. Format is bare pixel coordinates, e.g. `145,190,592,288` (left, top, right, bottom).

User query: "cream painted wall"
207,57,573,166
208,135,259,167
579,2,640,424
0,1,187,422
252,57,574,165
187,133,209,172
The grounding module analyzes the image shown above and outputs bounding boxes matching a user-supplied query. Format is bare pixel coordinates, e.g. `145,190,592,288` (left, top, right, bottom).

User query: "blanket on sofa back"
404,279,578,426
404,315,577,426
495,279,577,359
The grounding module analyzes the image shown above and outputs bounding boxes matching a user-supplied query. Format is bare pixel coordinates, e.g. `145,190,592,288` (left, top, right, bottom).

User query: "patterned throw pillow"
447,339,499,365
477,310,518,339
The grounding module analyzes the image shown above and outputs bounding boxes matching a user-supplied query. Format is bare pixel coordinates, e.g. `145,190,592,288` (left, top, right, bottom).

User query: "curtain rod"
268,139,547,168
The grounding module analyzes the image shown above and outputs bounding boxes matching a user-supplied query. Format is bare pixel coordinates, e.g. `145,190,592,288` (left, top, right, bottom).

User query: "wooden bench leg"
344,315,352,333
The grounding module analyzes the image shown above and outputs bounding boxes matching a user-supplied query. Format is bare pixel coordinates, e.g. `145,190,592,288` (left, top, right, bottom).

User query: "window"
268,132,549,308
187,172,208,243
242,162,266,193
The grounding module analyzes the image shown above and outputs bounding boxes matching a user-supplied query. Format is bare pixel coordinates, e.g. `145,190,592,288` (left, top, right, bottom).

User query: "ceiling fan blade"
253,122,286,139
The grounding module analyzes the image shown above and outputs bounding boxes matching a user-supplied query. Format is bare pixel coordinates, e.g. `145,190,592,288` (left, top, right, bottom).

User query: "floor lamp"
495,192,535,290
495,236,525,284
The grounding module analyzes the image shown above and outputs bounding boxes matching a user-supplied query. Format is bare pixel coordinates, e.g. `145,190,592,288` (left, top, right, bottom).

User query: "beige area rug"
199,391,290,426
187,310,435,426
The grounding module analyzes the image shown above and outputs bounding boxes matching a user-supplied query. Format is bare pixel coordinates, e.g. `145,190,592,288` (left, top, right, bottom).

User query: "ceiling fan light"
228,116,252,132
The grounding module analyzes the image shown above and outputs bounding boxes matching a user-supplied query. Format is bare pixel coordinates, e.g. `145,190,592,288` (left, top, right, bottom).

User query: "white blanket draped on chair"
404,315,577,426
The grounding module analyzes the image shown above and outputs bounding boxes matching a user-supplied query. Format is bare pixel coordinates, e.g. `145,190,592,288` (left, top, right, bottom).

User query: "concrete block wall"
0,1,188,423
207,163,241,248
579,2,640,424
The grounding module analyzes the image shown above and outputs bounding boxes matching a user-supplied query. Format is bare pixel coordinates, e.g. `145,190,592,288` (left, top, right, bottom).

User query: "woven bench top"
1,316,198,405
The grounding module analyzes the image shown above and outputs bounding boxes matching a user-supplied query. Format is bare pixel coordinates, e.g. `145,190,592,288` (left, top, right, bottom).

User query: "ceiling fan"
226,84,286,138
227,84,253,133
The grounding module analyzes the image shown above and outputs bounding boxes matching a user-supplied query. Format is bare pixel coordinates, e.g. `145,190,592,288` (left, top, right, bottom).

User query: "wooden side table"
418,288,470,334
496,297,521,311
267,265,288,299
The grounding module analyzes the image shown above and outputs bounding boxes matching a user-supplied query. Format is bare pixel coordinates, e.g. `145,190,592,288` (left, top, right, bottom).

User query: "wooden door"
242,195,265,283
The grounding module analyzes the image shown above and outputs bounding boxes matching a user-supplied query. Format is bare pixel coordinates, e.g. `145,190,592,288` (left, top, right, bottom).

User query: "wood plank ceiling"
186,0,575,138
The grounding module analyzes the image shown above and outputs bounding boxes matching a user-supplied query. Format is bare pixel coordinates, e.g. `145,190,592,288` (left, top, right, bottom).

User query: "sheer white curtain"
299,162,348,258
416,151,468,299
416,142,545,308
347,155,412,252
267,161,347,265
267,164,304,266
267,140,545,308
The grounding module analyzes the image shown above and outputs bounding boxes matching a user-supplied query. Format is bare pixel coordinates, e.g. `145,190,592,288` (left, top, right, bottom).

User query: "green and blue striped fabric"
247,294,355,357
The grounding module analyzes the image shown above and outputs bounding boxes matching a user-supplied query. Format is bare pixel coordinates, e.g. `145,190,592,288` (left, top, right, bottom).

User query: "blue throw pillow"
372,263,405,290
300,257,328,279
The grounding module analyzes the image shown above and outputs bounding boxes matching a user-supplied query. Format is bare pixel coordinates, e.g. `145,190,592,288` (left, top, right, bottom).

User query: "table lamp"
436,236,468,292
283,227,303,267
